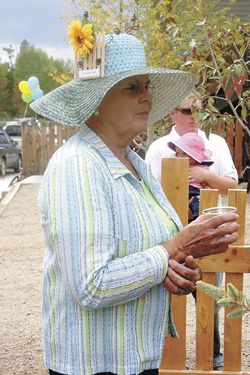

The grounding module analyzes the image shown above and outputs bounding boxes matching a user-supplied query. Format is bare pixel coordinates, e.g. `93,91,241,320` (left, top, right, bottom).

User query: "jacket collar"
78,125,139,179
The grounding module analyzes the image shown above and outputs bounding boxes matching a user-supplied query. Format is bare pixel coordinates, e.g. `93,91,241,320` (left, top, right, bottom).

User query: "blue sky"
0,0,73,62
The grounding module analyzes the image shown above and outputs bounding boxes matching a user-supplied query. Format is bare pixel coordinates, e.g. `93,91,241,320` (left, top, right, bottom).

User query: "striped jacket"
38,125,182,375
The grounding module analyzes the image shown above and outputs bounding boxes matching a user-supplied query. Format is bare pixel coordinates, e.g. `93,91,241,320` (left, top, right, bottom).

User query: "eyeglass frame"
175,107,193,115
117,81,155,96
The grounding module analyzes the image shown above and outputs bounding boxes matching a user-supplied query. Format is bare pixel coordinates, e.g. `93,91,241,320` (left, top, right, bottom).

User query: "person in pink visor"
168,132,214,221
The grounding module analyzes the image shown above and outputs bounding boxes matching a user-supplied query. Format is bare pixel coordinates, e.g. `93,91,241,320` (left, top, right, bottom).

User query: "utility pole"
3,44,15,68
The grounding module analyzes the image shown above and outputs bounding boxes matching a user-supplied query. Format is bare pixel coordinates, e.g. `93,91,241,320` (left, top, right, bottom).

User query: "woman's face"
98,75,153,141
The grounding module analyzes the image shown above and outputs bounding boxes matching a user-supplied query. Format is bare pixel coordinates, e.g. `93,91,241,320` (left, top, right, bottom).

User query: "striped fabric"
38,125,183,375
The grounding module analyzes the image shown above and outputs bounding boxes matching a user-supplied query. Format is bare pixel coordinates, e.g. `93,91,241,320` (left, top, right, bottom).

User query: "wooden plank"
196,273,215,370
234,122,243,177
161,295,187,369
226,122,234,156
161,157,189,225
48,125,55,160
40,124,47,174
224,273,243,372
228,189,247,245
196,246,250,273
31,124,38,175
159,369,249,375
57,125,63,148
21,123,31,176
161,158,189,369
199,189,219,214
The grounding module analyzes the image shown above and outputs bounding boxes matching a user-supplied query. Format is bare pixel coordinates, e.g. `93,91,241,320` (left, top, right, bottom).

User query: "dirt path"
0,183,249,374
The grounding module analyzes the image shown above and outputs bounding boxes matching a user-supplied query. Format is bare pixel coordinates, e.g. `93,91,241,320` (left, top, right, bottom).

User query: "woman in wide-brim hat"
31,33,238,375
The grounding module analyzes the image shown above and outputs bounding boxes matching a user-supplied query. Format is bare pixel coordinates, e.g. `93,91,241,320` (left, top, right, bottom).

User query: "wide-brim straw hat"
30,33,198,126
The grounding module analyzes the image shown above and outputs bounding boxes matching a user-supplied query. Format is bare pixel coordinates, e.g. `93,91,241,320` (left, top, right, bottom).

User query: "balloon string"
23,103,28,118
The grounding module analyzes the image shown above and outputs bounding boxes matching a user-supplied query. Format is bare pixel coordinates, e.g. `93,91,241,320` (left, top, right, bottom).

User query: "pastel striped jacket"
38,125,182,375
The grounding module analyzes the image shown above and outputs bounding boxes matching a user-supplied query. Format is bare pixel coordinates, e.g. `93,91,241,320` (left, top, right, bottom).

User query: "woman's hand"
163,255,202,295
189,165,208,185
162,212,239,262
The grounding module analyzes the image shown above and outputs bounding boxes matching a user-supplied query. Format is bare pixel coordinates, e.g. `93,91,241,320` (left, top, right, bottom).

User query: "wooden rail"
160,157,249,375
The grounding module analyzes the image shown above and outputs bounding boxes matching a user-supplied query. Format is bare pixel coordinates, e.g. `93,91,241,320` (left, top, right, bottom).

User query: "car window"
0,133,8,144
5,125,21,136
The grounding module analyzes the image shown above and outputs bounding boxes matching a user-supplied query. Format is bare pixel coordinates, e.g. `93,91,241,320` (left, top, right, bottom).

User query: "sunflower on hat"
68,19,94,58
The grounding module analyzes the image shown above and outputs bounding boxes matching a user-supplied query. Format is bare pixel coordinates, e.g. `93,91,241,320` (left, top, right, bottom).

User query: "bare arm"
189,165,238,195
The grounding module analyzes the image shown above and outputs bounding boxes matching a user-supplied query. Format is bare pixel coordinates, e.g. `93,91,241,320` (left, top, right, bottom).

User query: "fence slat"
234,122,243,177
161,158,189,369
196,273,215,370
224,273,243,371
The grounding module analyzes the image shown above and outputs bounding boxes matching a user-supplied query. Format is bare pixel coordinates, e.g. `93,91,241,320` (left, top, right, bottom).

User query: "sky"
0,0,74,63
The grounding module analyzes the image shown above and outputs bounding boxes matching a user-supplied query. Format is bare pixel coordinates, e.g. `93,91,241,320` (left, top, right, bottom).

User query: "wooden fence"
160,158,249,375
21,121,78,175
21,120,246,177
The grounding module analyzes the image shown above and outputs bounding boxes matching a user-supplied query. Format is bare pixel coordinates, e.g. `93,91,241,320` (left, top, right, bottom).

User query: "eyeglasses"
119,82,154,96
176,108,193,115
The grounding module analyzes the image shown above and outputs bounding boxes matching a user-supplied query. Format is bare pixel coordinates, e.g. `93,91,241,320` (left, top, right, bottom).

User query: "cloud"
0,0,72,61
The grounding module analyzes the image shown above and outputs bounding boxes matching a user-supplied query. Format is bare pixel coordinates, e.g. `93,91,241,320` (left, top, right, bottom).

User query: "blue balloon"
28,76,40,90
31,89,44,100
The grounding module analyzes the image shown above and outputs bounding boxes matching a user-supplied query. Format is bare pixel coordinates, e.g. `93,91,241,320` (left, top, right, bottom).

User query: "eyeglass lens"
177,108,193,115
121,83,154,96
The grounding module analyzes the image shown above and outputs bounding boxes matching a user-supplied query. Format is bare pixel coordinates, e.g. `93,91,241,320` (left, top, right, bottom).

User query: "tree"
0,62,11,118
64,0,250,149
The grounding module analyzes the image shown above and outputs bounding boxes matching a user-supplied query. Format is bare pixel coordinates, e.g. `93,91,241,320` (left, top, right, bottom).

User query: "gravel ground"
0,183,249,374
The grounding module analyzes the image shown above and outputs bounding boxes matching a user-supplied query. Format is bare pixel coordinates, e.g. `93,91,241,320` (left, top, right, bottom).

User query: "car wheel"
0,158,6,176
13,155,21,173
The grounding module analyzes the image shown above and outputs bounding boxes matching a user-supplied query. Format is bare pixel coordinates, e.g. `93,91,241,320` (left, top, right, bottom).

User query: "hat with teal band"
30,33,198,126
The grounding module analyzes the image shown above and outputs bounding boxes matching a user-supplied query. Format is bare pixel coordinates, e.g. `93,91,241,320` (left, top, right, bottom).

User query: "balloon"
28,76,39,90
18,81,31,94
22,93,32,103
31,89,44,100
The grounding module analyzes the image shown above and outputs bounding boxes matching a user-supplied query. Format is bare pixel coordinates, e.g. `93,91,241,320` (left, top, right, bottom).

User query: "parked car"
3,121,22,152
0,130,21,176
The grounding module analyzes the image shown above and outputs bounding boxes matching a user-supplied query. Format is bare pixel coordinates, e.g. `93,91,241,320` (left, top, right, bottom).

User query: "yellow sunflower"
68,20,94,58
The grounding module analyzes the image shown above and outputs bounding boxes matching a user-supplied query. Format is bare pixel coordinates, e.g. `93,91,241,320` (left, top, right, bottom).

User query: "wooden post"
196,189,219,370
223,189,247,371
161,158,189,370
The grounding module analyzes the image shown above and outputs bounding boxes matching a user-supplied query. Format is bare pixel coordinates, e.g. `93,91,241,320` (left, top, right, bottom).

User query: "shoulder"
198,129,228,146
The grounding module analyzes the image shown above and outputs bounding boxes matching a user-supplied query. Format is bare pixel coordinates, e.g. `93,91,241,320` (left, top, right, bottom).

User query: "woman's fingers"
195,212,239,226
163,259,202,295
163,213,239,262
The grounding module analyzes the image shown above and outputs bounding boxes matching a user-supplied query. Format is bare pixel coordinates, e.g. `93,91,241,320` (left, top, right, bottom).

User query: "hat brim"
168,140,214,165
30,67,197,126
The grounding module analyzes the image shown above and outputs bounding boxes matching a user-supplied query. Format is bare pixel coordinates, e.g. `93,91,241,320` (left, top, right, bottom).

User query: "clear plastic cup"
202,206,237,229
202,206,237,215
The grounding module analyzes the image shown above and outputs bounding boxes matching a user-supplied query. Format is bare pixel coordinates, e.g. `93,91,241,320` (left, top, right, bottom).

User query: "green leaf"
217,297,235,307
226,309,247,319
196,281,225,300
227,283,240,299
241,103,247,121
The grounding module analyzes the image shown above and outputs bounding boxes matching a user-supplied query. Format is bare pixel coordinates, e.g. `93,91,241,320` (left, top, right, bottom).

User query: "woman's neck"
86,117,140,180
86,116,132,159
